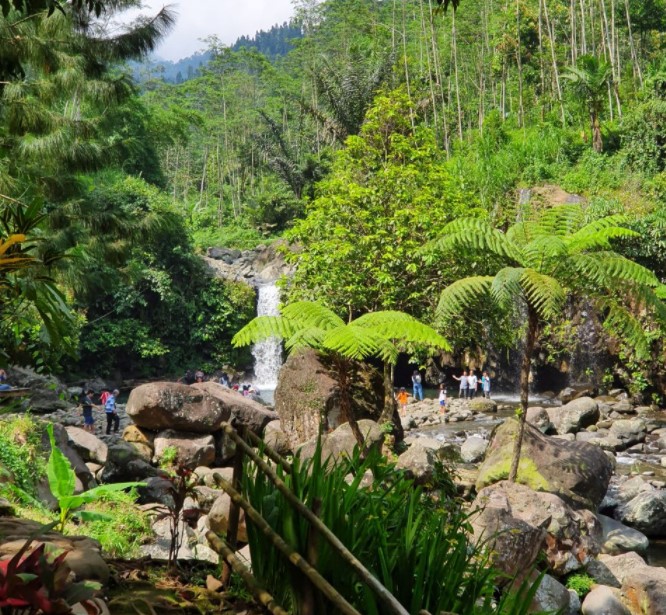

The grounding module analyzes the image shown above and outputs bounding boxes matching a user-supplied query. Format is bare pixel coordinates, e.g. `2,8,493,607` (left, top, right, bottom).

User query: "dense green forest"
1,0,666,394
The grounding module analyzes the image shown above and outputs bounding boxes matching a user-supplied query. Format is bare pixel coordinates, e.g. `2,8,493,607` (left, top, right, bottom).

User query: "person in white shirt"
452,370,469,398
438,383,447,413
468,371,478,398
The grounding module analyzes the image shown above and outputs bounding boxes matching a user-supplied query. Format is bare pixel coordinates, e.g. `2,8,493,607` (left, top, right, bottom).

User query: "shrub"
0,416,45,495
566,572,595,598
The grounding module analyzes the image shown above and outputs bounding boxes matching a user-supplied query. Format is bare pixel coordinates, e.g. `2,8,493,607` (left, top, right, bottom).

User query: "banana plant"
46,424,144,532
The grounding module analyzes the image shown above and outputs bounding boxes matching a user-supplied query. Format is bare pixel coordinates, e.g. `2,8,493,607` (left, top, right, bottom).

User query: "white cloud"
138,0,296,61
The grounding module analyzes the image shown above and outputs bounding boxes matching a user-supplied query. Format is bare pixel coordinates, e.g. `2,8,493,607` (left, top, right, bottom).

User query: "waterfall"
252,283,283,390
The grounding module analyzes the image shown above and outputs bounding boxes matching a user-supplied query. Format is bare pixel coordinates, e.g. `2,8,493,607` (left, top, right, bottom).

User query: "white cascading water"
252,283,283,390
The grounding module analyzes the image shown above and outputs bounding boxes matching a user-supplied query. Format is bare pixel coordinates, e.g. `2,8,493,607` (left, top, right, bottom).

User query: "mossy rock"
476,418,613,510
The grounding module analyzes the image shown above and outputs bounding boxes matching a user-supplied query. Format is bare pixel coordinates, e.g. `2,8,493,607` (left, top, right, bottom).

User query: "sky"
137,1,296,61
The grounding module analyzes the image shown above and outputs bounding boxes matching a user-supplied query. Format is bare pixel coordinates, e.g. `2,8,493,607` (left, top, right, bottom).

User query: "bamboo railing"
206,421,413,615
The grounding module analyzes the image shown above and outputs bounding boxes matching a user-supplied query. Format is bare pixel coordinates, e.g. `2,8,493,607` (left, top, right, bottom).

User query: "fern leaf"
596,298,651,360
232,316,294,348
281,301,345,331
283,325,327,352
520,269,566,319
436,276,494,322
538,204,585,236
522,236,567,268
490,267,525,309
352,311,450,351
322,326,393,361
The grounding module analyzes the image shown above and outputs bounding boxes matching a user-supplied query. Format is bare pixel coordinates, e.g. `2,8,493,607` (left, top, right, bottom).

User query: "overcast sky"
138,1,296,61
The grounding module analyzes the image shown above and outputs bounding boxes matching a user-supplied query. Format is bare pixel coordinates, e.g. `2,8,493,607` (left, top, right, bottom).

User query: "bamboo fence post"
227,426,245,550
212,473,363,615
217,423,410,615
206,531,290,615
244,427,292,474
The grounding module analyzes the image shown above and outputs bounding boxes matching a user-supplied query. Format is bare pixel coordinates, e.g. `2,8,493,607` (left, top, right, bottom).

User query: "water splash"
252,283,282,390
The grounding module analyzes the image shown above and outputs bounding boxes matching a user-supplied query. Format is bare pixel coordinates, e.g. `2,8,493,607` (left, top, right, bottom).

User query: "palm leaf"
436,276,494,322
520,269,566,319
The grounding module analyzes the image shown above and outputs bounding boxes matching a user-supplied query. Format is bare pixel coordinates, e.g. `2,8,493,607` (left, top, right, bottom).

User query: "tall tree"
423,205,666,482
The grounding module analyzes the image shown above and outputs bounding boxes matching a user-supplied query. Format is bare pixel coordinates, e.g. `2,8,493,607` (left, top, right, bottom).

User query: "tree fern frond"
522,236,567,268
596,298,651,360
505,221,544,247
567,226,638,253
284,325,327,352
281,301,345,331
520,269,566,320
352,311,450,350
322,325,393,361
490,267,525,309
232,316,293,348
436,276,493,322
538,204,585,236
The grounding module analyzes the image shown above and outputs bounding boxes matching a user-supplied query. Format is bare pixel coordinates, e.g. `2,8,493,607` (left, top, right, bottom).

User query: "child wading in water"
396,387,409,415
438,383,447,413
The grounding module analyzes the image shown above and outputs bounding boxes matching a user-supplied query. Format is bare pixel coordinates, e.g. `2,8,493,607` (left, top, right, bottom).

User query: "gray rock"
581,586,630,615
460,436,488,463
531,573,574,614
622,565,666,615
101,441,166,483
547,397,599,434
587,552,648,588
526,407,553,433
209,494,247,542
616,490,666,537
65,427,108,464
395,442,438,485
609,419,647,447
597,513,649,554
262,420,291,456
153,430,215,469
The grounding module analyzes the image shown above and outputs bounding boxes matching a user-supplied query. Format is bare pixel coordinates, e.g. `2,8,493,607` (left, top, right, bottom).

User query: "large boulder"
597,514,649,554
468,398,497,413
547,397,599,434
7,366,70,413
526,407,554,433
153,430,215,469
65,427,108,464
622,566,666,615
530,573,577,614
581,586,630,615
476,418,613,510
460,436,488,463
587,552,648,588
126,382,230,433
395,442,438,485
262,420,291,456
192,382,277,434
616,490,666,537
274,349,392,449
208,494,248,542
472,481,601,576
609,418,647,448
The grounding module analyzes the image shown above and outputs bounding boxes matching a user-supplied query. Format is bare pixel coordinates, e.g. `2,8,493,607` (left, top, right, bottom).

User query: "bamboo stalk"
218,422,410,615
206,531,290,615
244,427,292,474
212,473,363,615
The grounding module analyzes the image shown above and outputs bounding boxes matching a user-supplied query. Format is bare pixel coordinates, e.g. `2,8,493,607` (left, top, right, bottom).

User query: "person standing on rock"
452,370,469,399
411,370,424,401
481,371,491,398
396,387,409,415
81,388,96,433
105,388,120,435
438,383,447,413
468,371,478,398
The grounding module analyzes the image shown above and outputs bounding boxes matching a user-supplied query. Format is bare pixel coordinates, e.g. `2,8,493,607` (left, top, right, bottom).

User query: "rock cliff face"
203,240,293,286
273,348,387,449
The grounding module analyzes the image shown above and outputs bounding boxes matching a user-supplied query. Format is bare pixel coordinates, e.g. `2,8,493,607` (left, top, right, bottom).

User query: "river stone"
153,430,215,469
395,442,438,485
618,476,654,503
587,552,648,588
468,398,497,413
476,418,613,510
273,348,395,449
208,493,248,542
262,420,291,456
404,436,456,460
460,436,488,463
597,513,649,554
609,419,647,447
526,407,553,433
616,490,666,537
192,382,277,434
581,586,630,615
126,382,230,433
204,467,235,488
530,573,575,614
101,441,166,483
65,427,108,464
122,425,155,448
622,565,666,615
193,486,224,514
547,397,599,434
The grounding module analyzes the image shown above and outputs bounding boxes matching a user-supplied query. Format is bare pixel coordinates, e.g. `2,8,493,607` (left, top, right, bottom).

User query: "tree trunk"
334,355,367,451
591,109,603,153
508,306,539,483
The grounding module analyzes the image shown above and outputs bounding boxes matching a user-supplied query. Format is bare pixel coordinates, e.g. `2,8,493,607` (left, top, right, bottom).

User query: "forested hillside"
2,0,666,396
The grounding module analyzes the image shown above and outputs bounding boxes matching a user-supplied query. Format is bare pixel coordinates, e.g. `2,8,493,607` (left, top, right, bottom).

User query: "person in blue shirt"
105,388,120,435
481,371,491,399
411,370,424,401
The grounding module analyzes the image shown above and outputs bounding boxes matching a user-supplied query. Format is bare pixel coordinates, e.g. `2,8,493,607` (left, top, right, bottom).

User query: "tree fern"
436,276,493,322
520,269,565,320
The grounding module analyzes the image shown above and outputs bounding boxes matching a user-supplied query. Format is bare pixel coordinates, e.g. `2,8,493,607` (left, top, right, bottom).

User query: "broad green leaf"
46,424,76,500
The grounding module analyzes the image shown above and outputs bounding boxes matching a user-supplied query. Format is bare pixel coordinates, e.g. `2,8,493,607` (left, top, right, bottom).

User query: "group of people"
453,370,491,399
79,388,120,435
395,368,492,415
180,370,258,397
